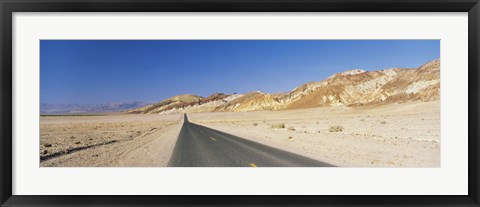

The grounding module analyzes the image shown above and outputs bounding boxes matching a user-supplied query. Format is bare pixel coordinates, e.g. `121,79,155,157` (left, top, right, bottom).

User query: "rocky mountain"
129,59,440,114
284,59,440,108
41,101,150,115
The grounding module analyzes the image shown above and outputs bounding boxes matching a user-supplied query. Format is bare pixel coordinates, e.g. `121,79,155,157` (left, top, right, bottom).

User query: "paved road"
167,114,334,167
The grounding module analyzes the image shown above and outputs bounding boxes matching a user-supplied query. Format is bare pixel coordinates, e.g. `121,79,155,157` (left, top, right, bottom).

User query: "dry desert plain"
40,101,440,167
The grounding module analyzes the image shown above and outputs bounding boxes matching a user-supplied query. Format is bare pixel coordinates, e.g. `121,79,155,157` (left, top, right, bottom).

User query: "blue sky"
40,40,439,104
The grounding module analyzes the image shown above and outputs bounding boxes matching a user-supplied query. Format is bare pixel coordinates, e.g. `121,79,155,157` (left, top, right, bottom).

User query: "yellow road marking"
210,137,216,141
249,163,257,167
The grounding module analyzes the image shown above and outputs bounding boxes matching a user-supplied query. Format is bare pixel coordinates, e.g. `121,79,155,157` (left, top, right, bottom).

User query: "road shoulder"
119,117,184,167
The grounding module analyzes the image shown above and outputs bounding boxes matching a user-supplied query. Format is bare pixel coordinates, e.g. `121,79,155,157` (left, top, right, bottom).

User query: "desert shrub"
380,120,387,124
287,127,295,131
329,125,344,132
271,123,285,129
253,123,258,126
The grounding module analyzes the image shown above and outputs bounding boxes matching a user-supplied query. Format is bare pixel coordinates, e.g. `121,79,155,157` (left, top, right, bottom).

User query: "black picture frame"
1,0,479,206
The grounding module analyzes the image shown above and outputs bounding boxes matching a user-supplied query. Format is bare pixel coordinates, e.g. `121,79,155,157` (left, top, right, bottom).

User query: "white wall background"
13,12,468,195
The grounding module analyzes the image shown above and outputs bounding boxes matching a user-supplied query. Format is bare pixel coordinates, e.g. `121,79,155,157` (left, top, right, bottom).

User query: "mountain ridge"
128,59,440,114
40,101,150,115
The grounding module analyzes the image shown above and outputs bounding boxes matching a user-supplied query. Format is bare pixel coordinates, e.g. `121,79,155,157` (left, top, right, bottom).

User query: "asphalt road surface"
167,114,334,167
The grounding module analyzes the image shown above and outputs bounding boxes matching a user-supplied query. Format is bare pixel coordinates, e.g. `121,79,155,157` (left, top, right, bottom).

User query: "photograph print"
40,40,440,167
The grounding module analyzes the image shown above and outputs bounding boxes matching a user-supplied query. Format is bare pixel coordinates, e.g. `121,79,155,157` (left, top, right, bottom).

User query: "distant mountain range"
40,101,150,115
129,59,440,114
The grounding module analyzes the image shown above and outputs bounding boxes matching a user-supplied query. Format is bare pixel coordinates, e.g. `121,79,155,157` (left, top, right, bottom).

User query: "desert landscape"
40,59,440,167
189,100,439,167
40,114,182,167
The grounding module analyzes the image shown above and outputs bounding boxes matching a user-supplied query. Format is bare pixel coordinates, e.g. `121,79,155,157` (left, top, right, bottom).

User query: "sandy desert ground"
40,114,183,167
188,101,440,167
40,101,440,167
